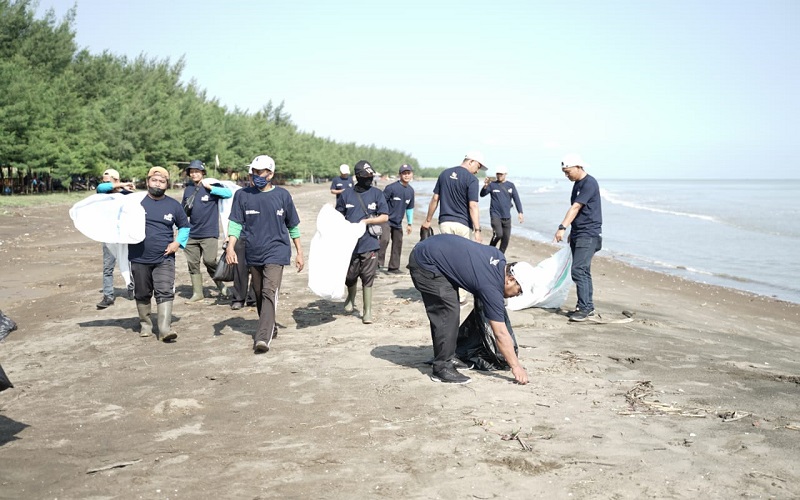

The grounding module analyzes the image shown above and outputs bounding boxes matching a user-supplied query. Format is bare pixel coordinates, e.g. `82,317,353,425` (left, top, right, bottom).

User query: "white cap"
247,155,276,174
561,153,589,169
464,150,488,170
510,262,536,302
102,168,120,181
495,165,508,175
339,164,350,174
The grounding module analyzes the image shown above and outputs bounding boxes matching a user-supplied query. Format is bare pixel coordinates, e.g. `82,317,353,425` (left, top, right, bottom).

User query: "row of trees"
1,0,432,190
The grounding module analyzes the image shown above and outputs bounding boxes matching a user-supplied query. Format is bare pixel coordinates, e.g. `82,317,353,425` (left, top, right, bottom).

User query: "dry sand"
1,183,799,499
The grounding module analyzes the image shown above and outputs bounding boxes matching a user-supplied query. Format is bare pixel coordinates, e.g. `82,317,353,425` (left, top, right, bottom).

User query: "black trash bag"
419,225,435,241
212,241,235,282
0,364,12,392
455,297,518,371
0,310,17,342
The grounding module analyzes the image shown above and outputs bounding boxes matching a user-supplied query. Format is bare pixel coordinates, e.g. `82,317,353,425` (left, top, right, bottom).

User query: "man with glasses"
407,233,531,385
554,153,603,322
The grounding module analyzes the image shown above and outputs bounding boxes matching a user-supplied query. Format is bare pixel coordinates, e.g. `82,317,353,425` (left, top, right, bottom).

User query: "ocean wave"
600,188,718,222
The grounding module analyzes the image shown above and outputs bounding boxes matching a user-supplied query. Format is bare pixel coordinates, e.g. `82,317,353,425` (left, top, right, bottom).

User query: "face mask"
356,176,373,188
148,186,166,197
252,175,269,189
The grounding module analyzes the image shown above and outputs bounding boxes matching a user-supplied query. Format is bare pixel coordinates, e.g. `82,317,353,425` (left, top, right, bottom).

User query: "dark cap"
399,164,413,174
354,160,376,177
186,159,205,173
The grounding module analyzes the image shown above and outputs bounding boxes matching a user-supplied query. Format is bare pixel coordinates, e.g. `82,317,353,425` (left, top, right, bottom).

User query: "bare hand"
164,241,180,255
295,254,305,272
511,365,528,385
406,225,412,235
225,245,238,265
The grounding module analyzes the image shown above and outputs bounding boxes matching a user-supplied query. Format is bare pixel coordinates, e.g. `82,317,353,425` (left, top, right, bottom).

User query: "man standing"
421,151,485,243
553,154,603,322
480,165,524,254
130,167,190,342
378,164,415,274
336,160,389,324
330,164,352,199
226,155,304,354
95,168,136,308
181,159,232,303
408,234,530,385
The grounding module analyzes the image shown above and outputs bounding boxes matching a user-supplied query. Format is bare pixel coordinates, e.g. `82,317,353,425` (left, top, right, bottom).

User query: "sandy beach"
1,183,798,499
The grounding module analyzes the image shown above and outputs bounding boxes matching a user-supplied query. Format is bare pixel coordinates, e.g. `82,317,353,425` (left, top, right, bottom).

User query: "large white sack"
506,246,573,310
69,191,148,244
308,204,366,300
206,178,240,239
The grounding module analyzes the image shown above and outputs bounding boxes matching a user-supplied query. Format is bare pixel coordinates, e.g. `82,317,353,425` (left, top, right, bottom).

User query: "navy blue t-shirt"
128,195,190,264
336,186,389,254
382,181,415,228
480,181,523,219
433,166,479,228
228,186,301,266
182,183,224,239
570,174,602,238
330,175,352,198
411,234,507,322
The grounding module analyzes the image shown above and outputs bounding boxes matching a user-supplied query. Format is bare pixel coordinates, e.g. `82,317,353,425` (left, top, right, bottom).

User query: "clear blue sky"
37,0,799,179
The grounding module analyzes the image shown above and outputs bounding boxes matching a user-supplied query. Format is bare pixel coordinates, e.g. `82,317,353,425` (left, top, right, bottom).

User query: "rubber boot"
362,287,374,324
136,301,152,337
157,301,177,342
215,279,228,298
343,284,358,313
186,274,204,303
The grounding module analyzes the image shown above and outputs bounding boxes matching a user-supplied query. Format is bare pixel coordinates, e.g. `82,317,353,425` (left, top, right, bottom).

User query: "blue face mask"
252,175,269,189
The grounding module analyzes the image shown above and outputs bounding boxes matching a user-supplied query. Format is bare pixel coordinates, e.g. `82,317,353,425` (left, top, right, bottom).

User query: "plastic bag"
212,241,235,282
0,364,12,392
506,246,573,311
455,298,518,371
308,204,366,299
0,310,17,342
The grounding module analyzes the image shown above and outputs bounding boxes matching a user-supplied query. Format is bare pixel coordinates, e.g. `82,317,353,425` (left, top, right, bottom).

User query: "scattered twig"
86,459,141,474
748,471,786,483
516,435,531,451
567,460,616,467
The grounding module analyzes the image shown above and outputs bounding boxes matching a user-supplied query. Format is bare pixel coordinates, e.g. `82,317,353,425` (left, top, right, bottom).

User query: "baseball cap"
339,164,350,174
247,155,276,173
510,262,536,301
495,165,508,175
103,168,120,181
354,160,376,177
399,164,413,174
464,150,488,171
147,166,169,180
561,153,589,169
186,159,205,173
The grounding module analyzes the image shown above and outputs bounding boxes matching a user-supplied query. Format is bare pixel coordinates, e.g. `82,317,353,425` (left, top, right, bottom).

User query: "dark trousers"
378,224,404,270
489,217,512,254
231,237,256,304
131,259,175,304
250,264,284,347
408,253,460,373
345,251,378,288
570,236,602,312
184,237,219,277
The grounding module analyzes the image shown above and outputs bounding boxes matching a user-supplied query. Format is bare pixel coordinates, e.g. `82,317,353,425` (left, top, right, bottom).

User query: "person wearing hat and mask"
95,168,136,308
336,160,389,324
330,164,353,199
129,166,191,342
226,155,304,354
480,165,524,254
181,159,233,303
407,233,530,385
553,153,603,322
377,163,415,274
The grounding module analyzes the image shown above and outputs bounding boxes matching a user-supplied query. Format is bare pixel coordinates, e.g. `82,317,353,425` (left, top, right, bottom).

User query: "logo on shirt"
245,210,260,215
392,196,401,201
489,257,500,267
276,208,284,216
507,188,513,194
367,202,377,211
201,195,209,202
345,203,355,209
405,199,411,205
449,172,459,180
164,213,174,222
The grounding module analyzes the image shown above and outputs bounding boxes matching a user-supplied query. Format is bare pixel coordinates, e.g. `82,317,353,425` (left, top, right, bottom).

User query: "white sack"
69,192,148,244
506,246,573,310
308,204,366,300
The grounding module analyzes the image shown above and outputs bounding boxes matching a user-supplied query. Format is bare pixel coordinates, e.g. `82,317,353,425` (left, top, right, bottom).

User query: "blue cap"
186,159,205,173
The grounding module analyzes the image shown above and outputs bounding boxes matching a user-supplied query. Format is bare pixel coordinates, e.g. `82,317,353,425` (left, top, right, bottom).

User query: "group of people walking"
94,151,602,385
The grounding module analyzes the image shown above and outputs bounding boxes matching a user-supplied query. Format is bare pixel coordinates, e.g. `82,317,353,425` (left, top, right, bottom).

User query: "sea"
410,178,800,304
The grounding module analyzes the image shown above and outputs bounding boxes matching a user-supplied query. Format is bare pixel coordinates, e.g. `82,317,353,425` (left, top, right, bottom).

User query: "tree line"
1,0,443,193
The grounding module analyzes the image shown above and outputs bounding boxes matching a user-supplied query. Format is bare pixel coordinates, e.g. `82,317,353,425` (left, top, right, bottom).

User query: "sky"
36,0,800,179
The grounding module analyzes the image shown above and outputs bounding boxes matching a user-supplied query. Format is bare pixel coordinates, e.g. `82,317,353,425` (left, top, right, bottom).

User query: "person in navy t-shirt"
129,166,190,342
330,164,353,199
422,151,486,243
226,154,304,354
181,159,232,303
336,160,389,324
377,164,415,274
480,165,524,254
553,153,603,322
408,234,530,385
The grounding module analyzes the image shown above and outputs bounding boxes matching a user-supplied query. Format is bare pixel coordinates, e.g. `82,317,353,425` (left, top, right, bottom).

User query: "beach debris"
86,459,142,474
618,381,741,419
718,411,750,422
0,310,18,341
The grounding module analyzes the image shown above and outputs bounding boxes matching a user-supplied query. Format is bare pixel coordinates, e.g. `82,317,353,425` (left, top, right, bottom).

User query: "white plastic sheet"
69,191,148,244
307,204,366,300
506,246,573,310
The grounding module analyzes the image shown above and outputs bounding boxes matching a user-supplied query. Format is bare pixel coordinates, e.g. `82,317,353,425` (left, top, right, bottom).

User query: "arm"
290,231,304,272
225,220,243,264
423,194,439,229
405,208,414,235
480,178,491,197
512,189,524,224
469,200,482,243
553,202,583,243
488,320,528,384
207,184,232,199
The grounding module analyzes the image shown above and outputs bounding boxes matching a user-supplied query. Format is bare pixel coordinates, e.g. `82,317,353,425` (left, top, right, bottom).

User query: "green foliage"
0,0,419,190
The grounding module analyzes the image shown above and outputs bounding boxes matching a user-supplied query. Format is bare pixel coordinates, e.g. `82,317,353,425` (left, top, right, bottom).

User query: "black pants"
131,259,175,304
378,224,404,270
250,264,283,347
408,252,460,373
489,217,512,253
345,250,378,288
231,236,256,304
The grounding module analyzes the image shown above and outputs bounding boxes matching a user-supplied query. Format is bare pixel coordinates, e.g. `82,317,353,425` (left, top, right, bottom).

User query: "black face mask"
355,176,373,189
148,186,166,197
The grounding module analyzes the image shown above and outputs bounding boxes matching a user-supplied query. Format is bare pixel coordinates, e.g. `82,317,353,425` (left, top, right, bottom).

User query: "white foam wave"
600,188,717,222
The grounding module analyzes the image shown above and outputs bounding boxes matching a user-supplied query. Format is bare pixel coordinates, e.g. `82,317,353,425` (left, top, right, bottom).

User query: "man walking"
181,159,232,303
130,167,190,342
378,164,415,274
421,151,485,243
553,154,603,322
95,168,135,308
330,164,352,199
408,234,530,385
480,165,524,254
226,155,304,354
